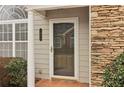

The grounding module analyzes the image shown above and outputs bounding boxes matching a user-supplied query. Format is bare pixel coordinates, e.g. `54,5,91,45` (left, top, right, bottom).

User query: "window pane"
8,33,12,40
0,33,2,41
15,42,27,60
0,24,12,41
15,23,28,41
4,33,8,41
4,24,8,32
0,25,2,32
0,42,13,57
8,24,12,33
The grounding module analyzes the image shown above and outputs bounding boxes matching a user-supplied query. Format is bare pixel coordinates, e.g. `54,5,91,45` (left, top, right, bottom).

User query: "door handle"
51,46,53,53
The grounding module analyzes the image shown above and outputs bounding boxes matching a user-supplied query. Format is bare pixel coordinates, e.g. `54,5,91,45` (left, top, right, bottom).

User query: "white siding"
46,7,89,83
33,7,89,83
33,11,49,79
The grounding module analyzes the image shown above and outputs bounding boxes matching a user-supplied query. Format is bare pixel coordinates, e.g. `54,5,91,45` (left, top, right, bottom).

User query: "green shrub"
5,58,27,87
0,57,13,86
102,52,124,87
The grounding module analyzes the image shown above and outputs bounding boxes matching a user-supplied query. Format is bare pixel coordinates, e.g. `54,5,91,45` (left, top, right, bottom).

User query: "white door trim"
49,17,79,80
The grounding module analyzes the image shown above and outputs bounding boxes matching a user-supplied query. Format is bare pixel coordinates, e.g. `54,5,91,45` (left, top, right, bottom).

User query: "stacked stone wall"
91,5,124,86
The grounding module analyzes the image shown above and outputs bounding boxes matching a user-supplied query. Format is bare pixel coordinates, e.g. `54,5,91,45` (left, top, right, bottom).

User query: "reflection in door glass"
53,23,74,77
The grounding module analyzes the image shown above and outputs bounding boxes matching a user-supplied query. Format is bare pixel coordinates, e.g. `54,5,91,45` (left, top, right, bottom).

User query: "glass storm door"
53,23,74,77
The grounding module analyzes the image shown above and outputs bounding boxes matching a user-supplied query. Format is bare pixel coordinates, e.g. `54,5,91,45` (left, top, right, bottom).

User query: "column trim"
27,10,35,87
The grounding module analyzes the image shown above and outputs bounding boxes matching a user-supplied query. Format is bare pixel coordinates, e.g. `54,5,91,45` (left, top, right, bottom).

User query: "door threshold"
51,76,77,81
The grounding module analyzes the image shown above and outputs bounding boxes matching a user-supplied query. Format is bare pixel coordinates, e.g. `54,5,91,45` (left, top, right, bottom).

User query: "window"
0,24,12,41
0,6,28,60
15,23,28,41
0,23,28,60
15,42,27,60
0,24,13,57
15,23,28,60
0,42,13,57
0,5,27,20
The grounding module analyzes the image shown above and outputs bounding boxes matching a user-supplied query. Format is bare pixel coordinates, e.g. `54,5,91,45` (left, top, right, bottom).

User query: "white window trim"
0,19,28,58
49,17,79,80
0,19,28,24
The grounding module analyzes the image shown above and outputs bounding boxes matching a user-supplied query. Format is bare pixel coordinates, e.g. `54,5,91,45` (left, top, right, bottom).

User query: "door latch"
51,46,53,53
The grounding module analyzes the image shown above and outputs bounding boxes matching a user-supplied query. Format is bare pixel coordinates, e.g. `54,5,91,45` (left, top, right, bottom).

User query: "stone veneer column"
91,5,124,86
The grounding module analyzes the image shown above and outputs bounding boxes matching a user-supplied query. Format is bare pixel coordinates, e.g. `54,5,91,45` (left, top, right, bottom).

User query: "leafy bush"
0,57,13,87
102,52,124,87
5,58,27,87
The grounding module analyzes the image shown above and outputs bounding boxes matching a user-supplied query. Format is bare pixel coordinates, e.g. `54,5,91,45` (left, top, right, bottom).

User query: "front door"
50,18,79,79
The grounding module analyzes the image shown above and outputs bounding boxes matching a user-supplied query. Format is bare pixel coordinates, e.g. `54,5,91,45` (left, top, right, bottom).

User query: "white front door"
49,17,79,80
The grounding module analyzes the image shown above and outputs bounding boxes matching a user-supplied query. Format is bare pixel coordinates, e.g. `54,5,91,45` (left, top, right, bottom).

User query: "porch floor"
35,79,89,87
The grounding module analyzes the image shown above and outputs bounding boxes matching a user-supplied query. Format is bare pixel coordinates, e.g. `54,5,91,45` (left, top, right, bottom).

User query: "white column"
28,10,35,87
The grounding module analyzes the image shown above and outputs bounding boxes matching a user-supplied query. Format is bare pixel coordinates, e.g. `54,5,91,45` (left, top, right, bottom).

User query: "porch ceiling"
26,5,85,11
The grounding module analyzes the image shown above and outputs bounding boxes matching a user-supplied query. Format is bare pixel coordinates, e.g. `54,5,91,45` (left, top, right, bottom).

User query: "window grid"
0,5,27,20
15,42,27,60
0,22,28,60
0,24,12,41
15,23,28,41
15,23,28,60
0,42,13,57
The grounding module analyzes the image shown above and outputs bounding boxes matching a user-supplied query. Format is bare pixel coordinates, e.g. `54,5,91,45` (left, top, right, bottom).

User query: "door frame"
49,17,79,80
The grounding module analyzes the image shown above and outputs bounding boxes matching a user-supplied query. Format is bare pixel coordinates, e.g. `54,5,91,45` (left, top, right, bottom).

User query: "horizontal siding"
35,63,49,69
79,26,89,83
80,66,89,72
34,40,49,45
46,7,89,83
79,78,89,83
35,68,49,74
35,59,49,64
35,74,49,79
35,54,49,59
34,45,49,50
34,49,49,54
34,25,48,30
79,8,89,83
33,12,49,79
34,34,49,40
34,7,89,83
